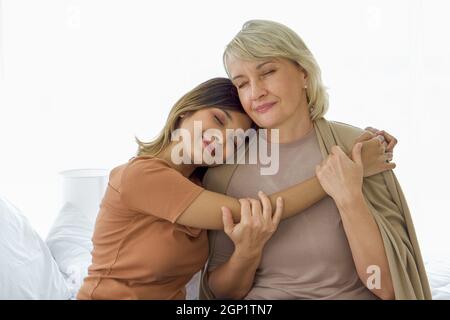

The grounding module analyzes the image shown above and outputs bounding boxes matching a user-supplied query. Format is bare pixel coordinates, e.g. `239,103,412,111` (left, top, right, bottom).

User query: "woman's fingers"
272,197,283,227
221,206,234,235
365,127,398,153
386,141,397,153
351,143,363,165
383,158,397,170
365,126,379,135
377,154,396,171
387,162,396,170
374,135,387,154
248,198,262,218
378,130,398,153
385,152,393,162
238,198,252,223
257,191,272,221
356,130,376,143
236,194,282,240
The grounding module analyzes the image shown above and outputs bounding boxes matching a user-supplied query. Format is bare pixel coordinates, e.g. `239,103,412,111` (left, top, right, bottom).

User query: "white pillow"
45,203,94,298
45,169,108,299
0,195,71,299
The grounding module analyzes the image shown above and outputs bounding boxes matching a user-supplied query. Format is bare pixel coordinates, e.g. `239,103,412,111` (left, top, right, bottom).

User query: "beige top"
207,128,379,299
77,156,208,300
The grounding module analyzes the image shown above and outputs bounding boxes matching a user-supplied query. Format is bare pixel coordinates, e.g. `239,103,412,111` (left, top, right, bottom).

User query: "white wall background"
0,0,449,260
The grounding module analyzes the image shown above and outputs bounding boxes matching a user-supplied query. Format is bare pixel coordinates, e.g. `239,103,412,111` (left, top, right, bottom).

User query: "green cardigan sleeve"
315,118,432,299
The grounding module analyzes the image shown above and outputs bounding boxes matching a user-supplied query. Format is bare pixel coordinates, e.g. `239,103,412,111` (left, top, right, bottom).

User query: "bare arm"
177,135,393,230
335,193,394,300
316,144,394,299
208,246,262,299
177,175,323,230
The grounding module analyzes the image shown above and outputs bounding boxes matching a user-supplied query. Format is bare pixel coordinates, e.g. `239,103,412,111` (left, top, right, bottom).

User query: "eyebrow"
231,60,276,81
256,60,275,70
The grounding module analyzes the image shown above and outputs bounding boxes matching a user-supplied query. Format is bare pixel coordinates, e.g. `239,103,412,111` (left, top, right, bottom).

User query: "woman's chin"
255,118,282,130
205,162,222,168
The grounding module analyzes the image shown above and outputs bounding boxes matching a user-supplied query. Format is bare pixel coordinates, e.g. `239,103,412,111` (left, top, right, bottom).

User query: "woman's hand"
364,127,398,153
354,129,397,177
316,144,364,207
209,193,283,300
221,192,283,258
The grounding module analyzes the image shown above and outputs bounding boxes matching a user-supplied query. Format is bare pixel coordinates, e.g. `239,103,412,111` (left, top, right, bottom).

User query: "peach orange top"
77,156,208,299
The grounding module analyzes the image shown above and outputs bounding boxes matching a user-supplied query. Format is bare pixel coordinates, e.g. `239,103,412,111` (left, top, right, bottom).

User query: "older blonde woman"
200,20,431,300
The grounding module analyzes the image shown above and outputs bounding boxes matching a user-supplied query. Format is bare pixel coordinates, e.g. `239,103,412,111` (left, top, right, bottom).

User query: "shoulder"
318,119,366,154
125,156,174,175
120,156,184,188
329,120,364,139
127,155,170,169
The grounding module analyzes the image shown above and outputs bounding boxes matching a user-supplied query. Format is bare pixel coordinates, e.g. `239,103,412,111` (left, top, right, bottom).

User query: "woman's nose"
251,80,267,101
205,132,223,145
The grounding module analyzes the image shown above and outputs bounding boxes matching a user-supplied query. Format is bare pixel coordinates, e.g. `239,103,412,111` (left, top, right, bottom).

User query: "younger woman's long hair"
135,77,245,157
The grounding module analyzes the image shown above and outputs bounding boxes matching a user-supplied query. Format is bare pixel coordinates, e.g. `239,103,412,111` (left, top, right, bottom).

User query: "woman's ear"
176,111,193,128
179,111,193,119
300,67,308,82
295,63,308,87
175,113,188,129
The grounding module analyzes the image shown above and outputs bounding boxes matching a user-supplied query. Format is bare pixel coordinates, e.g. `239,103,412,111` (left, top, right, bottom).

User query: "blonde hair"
223,20,329,120
135,77,244,157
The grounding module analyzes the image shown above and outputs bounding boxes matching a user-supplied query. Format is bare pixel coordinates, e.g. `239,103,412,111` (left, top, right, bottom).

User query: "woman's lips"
203,139,216,156
254,102,276,114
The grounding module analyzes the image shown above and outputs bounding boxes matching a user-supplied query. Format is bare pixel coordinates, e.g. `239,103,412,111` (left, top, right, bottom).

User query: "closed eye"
237,82,248,89
237,70,274,88
263,69,275,76
214,115,224,126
